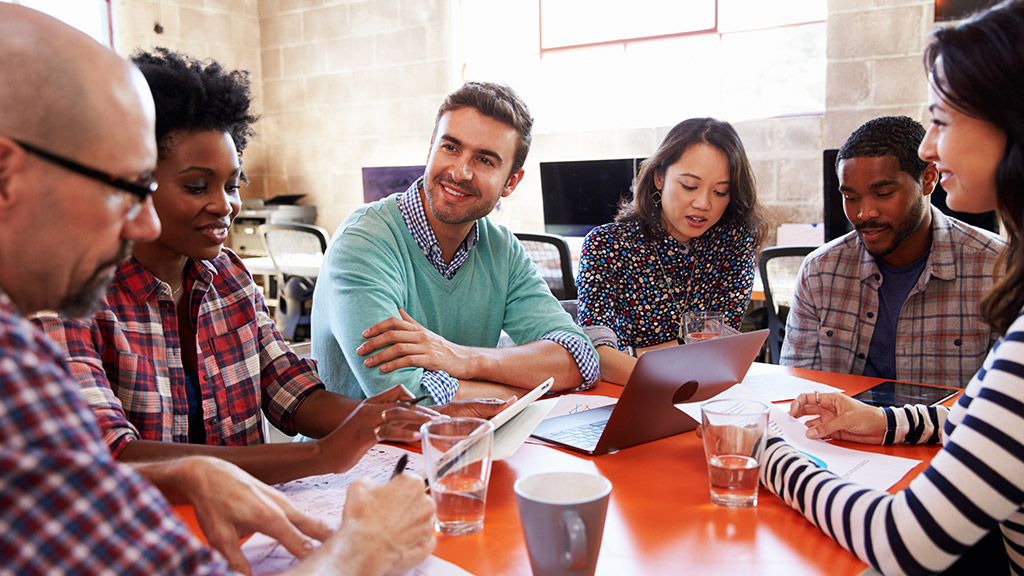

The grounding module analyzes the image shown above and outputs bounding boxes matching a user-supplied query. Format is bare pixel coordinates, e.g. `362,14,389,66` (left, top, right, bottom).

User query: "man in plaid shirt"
780,116,1005,388
0,6,434,575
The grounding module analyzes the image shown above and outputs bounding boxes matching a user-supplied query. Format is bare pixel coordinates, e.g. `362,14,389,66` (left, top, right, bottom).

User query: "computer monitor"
539,158,641,237
362,165,425,203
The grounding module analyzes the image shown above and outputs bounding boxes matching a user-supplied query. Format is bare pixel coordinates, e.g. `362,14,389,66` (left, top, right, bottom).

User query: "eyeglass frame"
14,139,157,219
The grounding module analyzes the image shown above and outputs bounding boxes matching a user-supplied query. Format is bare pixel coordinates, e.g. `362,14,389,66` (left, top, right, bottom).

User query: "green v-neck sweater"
310,195,592,400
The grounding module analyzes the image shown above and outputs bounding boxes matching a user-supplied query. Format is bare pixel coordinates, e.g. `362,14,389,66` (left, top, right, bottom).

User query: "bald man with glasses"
0,5,434,576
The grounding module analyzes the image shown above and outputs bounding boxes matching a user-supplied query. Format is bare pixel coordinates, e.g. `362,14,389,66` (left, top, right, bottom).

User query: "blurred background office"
10,0,997,262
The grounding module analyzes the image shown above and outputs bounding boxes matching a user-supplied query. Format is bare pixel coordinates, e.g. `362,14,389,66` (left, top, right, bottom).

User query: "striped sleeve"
761,314,1024,575
881,404,948,445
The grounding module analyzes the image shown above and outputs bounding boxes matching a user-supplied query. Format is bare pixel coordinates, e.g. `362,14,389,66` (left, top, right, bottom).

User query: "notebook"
530,329,769,455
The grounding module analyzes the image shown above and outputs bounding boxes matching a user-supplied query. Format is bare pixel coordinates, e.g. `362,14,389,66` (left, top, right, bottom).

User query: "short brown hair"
617,117,767,248
431,81,533,176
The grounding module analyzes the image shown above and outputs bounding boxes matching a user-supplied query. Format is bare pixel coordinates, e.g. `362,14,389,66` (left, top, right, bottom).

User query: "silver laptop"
531,329,769,455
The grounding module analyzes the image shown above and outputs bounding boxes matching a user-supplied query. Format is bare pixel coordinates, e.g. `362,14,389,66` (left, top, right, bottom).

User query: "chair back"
515,232,577,300
259,223,330,282
758,246,816,364
259,223,330,342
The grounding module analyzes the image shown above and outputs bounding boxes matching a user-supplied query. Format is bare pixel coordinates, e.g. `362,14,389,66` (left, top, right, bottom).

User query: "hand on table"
789,392,887,444
358,309,473,378
139,456,331,576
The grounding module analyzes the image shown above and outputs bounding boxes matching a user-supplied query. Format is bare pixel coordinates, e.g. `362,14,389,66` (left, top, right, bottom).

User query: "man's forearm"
452,380,520,401
465,339,583,391
120,438,325,486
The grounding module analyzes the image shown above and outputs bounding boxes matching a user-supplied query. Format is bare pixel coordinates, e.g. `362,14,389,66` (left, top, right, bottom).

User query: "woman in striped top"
764,1,1024,574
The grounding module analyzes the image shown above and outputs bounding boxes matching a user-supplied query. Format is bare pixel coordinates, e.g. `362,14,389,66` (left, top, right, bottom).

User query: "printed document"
242,445,474,576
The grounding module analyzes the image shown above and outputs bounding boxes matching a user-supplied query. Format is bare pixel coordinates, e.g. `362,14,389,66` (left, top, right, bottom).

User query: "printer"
229,195,317,256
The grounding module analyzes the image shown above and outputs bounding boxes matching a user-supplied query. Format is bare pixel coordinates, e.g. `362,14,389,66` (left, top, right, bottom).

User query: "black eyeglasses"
15,139,157,217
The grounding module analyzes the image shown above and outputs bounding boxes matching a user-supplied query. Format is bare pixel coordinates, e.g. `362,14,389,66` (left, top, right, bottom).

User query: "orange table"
176,363,942,574
431,363,940,576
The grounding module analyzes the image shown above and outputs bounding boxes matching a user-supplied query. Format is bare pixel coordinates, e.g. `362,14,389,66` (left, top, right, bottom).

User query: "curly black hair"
130,47,258,160
836,116,929,180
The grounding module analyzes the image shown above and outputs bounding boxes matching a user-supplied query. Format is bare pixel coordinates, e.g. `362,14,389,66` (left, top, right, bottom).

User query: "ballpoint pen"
390,453,409,480
403,394,432,406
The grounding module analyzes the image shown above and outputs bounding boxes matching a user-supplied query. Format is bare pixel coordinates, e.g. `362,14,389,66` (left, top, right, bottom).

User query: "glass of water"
421,417,495,535
700,399,769,508
681,311,725,344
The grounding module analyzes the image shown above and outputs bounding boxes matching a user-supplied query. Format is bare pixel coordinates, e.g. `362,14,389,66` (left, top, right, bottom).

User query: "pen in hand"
402,394,432,406
390,453,409,480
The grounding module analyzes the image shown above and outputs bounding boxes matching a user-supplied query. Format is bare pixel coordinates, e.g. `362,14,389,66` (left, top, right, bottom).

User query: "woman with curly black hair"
35,48,505,486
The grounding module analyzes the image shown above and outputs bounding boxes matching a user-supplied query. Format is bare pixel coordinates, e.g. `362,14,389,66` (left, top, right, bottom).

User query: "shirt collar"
115,256,218,300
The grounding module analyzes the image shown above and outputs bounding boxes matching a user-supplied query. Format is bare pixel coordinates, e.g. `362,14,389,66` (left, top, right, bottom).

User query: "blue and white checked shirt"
399,180,599,403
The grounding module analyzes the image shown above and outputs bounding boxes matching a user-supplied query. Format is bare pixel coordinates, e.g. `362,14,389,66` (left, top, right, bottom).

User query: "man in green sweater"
312,82,598,403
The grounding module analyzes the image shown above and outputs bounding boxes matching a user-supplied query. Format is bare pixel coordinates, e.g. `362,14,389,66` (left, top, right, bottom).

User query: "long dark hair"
925,0,1024,335
616,117,768,248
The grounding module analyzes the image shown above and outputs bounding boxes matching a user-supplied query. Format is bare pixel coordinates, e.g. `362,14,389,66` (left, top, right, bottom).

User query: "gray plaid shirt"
780,207,1006,388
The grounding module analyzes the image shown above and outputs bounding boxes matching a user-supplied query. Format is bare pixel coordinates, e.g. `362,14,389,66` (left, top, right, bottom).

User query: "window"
1,0,113,47
459,0,825,131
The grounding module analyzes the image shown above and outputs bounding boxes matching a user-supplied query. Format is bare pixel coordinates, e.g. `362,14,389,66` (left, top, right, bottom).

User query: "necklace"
652,242,692,343
170,278,184,297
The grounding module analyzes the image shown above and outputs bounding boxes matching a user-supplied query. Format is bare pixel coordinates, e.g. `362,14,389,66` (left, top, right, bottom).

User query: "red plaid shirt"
1,289,229,575
34,250,323,456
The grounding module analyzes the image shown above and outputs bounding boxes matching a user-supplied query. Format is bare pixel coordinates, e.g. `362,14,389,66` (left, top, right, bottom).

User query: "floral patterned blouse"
577,218,756,350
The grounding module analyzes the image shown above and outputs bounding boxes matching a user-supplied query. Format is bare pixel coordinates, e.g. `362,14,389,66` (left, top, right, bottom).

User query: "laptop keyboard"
545,420,606,451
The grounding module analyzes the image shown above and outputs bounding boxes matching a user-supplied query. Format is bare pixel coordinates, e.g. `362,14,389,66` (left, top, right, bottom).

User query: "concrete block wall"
115,0,268,198
824,0,935,148
258,0,457,230
112,0,939,244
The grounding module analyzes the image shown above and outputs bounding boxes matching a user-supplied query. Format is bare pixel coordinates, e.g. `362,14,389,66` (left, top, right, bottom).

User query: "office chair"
259,223,330,342
515,232,577,300
758,246,816,364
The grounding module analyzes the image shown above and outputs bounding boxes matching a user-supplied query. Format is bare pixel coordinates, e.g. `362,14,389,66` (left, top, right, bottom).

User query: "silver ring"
815,391,820,405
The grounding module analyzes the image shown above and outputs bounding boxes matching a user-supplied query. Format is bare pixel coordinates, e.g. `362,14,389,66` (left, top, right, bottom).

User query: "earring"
651,189,662,206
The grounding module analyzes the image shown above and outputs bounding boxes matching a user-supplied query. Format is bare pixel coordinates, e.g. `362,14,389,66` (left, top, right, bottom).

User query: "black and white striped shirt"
762,311,1024,575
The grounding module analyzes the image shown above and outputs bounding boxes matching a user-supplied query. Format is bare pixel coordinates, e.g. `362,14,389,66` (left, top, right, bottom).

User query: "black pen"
403,394,432,406
390,453,409,480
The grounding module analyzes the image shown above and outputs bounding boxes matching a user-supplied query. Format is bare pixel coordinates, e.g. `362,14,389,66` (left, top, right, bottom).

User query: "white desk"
242,257,279,310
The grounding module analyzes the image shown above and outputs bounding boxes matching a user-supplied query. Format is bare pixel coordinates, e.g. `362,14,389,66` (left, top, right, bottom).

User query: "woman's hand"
436,397,514,420
789,392,887,444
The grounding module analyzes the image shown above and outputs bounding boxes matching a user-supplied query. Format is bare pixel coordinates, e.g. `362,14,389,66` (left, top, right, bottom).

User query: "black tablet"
850,380,960,407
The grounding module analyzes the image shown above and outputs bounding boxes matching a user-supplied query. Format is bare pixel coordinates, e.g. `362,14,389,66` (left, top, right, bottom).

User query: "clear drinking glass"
700,399,769,508
682,311,725,344
421,417,495,535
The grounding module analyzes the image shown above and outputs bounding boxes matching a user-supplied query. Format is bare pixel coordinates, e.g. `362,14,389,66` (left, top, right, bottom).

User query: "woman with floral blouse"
577,118,768,383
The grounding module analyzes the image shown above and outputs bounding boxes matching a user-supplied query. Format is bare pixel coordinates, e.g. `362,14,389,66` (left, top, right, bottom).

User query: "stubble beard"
858,199,928,260
425,175,498,226
57,240,133,318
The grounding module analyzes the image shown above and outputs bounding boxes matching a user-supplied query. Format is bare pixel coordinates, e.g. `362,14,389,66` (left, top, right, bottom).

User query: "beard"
424,175,498,225
857,199,928,260
57,240,133,318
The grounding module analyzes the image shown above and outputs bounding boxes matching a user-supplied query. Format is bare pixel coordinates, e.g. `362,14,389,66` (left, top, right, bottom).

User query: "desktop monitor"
362,165,426,203
539,158,641,237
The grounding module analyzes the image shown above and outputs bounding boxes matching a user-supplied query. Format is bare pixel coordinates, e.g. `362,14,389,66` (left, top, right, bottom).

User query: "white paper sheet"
741,372,843,402
242,445,474,576
541,394,618,419
677,384,921,491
